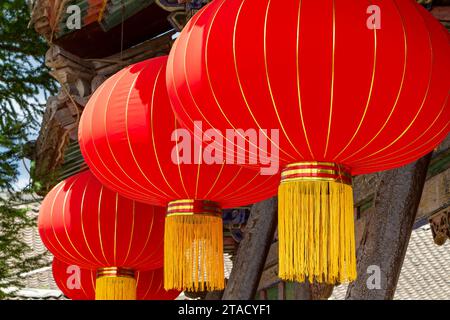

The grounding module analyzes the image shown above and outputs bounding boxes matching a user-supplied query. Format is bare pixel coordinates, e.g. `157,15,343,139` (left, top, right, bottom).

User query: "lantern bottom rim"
166,199,222,218
97,267,135,279
281,161,352,185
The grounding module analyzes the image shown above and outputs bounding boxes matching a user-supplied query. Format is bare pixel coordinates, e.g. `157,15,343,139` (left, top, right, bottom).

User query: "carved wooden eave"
29,0,172,59
155,0,211,31
44,46,96,138
33,30,174,194
429,209,449,245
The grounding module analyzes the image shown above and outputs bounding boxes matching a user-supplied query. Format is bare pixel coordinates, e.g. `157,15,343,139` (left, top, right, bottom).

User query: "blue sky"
12,91,46,191
15,159,31,190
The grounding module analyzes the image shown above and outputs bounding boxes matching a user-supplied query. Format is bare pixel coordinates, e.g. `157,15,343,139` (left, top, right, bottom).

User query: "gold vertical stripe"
80,175,103,265
360,121,448,169
195,145,202,199
232,0,295,162
150,64,181,198
179,0,264,162
103,68,163,200
45,182,74,261
354,2,434,162
323,0,336,158
90,269,96,294
333,4,377,161
203,161,226,199
139,214,164,266
264,0,304,159
135,271,140,290
340,0,408,163
356,107,449,168
212,166,244,197
177,10,207,198
142,270,156,300
296,0,315,159
113,193,118,265
128,208,156,266
123,70,171,200
50,180,79,262
173,119,190,198
57,267,71,296
86,76,149,200
227,175,278,203
123,200,135,264
367,93,448,163
153,270,164,298
221,169,264,200
78,268,89,298
61,176,91,264
139,233,164,268
97,186,109,265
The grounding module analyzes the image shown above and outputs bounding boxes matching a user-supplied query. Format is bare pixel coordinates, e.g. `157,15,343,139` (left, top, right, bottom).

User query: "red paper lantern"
39,170,166,299
166,0,449,284
78,56,279,291
52,258,180,300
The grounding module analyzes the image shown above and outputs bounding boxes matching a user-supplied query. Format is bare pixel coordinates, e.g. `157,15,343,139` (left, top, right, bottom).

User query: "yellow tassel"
164,204,224,292
278,179,357,284
95,268,136,300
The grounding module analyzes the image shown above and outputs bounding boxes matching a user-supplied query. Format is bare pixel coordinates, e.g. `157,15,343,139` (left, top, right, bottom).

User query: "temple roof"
331,224,450,300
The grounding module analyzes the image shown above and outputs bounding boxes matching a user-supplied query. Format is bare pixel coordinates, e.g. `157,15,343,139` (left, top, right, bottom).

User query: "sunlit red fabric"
78,56,278,207
52,258,180,300
167,0,450,174
38,170,165,271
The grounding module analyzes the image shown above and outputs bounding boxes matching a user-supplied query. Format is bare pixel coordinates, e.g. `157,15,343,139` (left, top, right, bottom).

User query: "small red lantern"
39,170,166,299
78,56,279,291
166,0,450,284
52,258,180,300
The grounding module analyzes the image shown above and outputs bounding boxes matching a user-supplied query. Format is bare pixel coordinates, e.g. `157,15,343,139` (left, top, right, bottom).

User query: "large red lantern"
78,56,279,291
52,258,180,300
167,0,450,284
38,170,166,299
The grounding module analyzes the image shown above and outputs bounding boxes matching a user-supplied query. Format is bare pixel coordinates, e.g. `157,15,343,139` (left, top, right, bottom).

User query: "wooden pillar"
222,197,278,300
346,153,433,300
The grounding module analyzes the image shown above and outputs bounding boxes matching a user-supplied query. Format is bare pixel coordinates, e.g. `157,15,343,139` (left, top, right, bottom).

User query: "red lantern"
166,0,450,284
52,258,180,300
39,170,166,299
78,56,279,291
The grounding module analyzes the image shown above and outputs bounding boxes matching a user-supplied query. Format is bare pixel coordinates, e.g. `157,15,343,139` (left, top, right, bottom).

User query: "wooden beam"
205,290,224,300
345,153,433,300
293,282,334,300
222,197,278,300
278,282,286,300
259,290,268,300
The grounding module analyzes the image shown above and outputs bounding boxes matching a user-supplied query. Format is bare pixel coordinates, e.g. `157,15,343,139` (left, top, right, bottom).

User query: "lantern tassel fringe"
95,276,136,300
278,180,357,284
164,215,224,292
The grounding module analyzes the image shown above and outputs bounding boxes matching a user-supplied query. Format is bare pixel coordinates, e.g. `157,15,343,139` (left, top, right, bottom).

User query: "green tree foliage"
0,0,56,298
